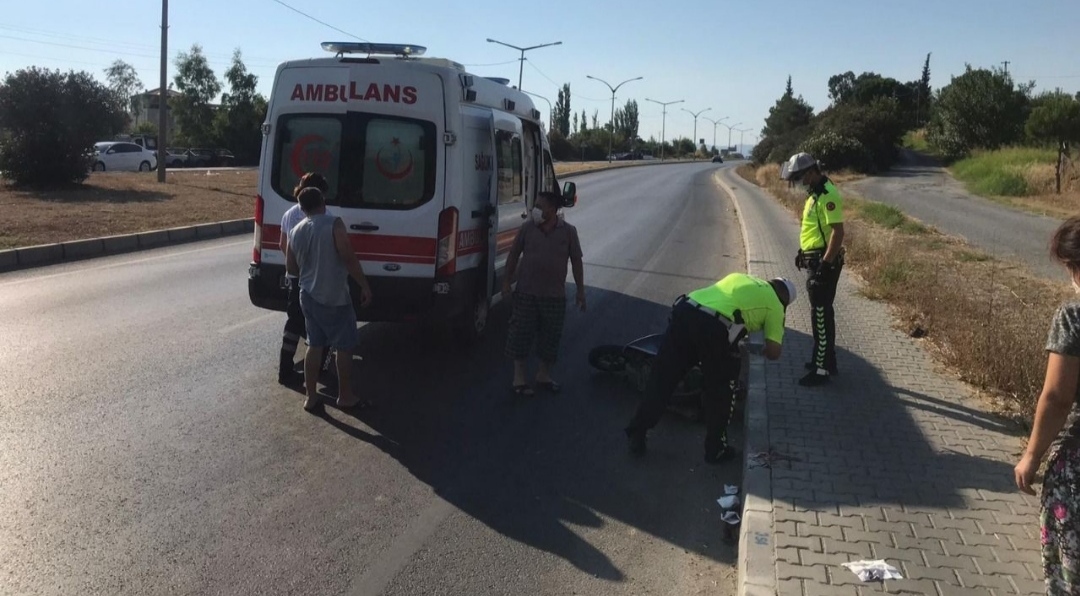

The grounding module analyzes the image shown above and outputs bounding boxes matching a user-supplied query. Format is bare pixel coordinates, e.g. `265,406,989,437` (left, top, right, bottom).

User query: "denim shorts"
299,290,359,350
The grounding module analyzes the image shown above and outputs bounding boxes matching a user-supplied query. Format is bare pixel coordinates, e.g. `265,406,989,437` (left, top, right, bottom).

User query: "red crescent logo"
290,134,333,177
375,143,414,181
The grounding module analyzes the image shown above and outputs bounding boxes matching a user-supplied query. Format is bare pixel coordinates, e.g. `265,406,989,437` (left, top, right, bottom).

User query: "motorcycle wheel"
588,345,628,373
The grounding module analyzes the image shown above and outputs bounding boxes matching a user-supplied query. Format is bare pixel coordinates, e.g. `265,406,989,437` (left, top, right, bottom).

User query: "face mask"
532,208,546,224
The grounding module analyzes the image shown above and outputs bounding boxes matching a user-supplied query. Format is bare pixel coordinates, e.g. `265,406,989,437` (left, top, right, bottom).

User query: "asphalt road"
0,162,745,595
846,153,1065,280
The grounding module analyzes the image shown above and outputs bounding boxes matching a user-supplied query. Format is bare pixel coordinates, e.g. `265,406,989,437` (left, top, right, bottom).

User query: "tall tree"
214,49,266,165
553,83,571,137
612,99,639,144
579,109,588,133
591,110,599,130
827,71,856,105
927,65,1032,159
762,76,814,139
1026,92,1080,193
572,111,579,134
916,52,932,125
172,44,221,146
103,59,143,127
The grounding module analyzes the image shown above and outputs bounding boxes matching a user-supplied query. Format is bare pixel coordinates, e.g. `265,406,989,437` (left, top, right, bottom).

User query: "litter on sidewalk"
720,511,741,525
840,560,903,582
717,495,740,509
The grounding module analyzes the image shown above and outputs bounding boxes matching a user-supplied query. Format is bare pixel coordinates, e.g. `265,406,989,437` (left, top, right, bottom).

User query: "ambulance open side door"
462,106,500,303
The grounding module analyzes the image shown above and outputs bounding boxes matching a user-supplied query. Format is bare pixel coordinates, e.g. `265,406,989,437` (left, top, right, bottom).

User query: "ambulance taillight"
435,206,458,276
253,194,264,264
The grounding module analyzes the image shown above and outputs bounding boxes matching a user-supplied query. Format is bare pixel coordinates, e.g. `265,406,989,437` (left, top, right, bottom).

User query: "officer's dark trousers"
806,257,843,372
279,280,307,377
626,302,741,456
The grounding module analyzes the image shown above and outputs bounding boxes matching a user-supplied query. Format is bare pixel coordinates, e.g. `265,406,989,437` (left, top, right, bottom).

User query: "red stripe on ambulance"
261,224,435,264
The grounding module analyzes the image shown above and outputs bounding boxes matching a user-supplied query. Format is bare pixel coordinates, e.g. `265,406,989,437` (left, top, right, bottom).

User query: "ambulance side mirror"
561,181,577,208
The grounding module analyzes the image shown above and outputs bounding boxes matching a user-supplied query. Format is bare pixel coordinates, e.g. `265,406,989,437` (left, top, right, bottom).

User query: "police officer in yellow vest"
782,152,846,387
625,273,797,463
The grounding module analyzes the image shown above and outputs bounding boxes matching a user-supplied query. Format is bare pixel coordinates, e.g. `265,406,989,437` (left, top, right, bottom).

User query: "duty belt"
675,296,748,346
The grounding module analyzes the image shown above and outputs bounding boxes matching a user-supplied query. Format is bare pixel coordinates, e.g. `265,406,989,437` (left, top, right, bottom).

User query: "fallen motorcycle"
587,333,749,422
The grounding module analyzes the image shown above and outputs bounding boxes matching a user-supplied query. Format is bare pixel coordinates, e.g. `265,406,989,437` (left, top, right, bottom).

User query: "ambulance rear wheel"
455,288,489,344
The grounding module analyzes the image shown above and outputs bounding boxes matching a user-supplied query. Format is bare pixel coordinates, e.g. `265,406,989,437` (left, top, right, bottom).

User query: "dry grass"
0,161,675,250
0,170,255,250
739,163,1069,424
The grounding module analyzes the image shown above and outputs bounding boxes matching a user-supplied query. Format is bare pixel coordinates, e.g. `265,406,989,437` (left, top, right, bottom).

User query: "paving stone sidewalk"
717,169,1044,596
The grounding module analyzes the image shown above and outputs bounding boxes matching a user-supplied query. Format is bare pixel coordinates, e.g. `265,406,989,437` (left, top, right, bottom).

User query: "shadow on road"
305,285,742,580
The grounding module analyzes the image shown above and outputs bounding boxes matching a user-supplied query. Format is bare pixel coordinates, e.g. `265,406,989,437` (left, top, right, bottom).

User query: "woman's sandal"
336,397,374,411
512,384,534,396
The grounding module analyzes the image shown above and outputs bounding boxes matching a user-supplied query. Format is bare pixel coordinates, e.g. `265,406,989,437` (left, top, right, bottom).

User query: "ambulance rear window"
271,113,436,209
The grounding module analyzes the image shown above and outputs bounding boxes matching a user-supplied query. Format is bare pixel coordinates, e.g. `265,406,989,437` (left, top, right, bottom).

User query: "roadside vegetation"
739,55,1080,421
739,162,1069,424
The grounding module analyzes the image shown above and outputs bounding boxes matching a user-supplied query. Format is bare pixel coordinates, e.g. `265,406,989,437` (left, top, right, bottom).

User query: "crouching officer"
782,152,846,387
625,273,796,464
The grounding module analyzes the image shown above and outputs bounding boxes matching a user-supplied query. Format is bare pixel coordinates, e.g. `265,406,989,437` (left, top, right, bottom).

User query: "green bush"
800,131,873,173
0,67,126,187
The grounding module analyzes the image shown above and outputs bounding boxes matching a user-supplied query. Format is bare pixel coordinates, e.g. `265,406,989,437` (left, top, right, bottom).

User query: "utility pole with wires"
157,0,168,183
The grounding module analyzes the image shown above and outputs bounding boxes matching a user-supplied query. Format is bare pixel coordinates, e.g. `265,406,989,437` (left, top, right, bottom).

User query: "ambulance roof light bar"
320,42,427,58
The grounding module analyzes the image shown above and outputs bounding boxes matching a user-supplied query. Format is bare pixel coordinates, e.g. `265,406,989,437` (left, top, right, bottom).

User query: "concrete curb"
714,170,777,596
0,218,255,273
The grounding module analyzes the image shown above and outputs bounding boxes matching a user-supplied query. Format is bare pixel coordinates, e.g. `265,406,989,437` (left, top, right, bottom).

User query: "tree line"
0,44,266,187
545,83,705,160
752,53,1080,193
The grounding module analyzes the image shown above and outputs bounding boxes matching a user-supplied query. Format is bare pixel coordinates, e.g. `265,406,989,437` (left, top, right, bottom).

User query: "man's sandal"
536,381,561,394
512,384,534,396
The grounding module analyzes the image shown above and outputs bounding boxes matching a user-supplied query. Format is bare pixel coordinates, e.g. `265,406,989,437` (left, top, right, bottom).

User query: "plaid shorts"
504,292,566,363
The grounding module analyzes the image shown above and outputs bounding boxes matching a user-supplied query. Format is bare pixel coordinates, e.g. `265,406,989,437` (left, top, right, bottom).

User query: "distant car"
92,142,158,172
185,148,215,168
213,149,236,167
711,155,724,163
165,147,189,168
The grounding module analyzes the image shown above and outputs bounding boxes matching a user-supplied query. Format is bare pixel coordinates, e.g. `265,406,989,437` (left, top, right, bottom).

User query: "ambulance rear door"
268,62,446,311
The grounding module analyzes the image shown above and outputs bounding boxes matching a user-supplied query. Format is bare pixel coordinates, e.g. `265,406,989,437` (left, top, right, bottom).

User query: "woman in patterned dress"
1016,215,1080,594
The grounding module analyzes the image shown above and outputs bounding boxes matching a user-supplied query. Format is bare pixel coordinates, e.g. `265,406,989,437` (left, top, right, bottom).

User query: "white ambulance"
247,42,576,341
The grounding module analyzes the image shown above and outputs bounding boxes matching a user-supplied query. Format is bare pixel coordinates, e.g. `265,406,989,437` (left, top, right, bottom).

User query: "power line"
0,23,281,64
267,0,368,42
524,59,559,86
462,59,519,67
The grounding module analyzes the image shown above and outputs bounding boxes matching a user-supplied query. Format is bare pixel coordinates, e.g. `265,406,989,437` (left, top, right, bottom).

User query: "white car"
91,142,158,172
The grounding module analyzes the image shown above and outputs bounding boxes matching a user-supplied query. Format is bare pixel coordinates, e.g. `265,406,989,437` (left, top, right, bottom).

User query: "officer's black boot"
278,350,302,387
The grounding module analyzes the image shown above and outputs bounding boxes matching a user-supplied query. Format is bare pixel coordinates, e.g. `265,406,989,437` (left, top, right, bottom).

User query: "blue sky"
2,0,1078,152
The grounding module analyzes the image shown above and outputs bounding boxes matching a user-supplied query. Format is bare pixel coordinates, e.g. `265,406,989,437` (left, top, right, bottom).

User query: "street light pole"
721,121,742,152
156,0,168,183
681,107,712,159
703,115,729,154
645,98,684,161
587,74,643,162
737,128,752,154
486,38,562,91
